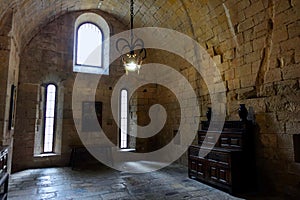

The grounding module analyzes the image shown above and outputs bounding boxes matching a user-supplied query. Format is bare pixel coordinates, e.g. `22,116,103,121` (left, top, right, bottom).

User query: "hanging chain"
130,0,134,52
130,0,134,30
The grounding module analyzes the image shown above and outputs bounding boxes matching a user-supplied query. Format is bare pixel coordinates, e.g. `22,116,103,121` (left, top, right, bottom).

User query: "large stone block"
225,68,235,80
253,36,266,51
281,37,299,52
0,36,11,50
277,111,300,122
240,74,256,88
253,20,268,34
277,148,294,162
272,27,289,43
236,86,256,99
276,0,292,14
287,21,300,38
265,95,290,112
274,80,299,95
236,0,250,10
245,50,261,63
242,41,253,55
253,11,267,25
259,134,278,148
286,122,300,135
238,18,254,33
236,63,251,77
282,64,300,80
259,147,279,160
265,68,282,83
245,0,264,18
275,7,298,26
244,97,266,113
277,134,293,148
256,113,285,134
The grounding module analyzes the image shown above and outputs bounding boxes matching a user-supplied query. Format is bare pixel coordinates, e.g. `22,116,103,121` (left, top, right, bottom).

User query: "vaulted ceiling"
0,0,201,51
0,0,261,59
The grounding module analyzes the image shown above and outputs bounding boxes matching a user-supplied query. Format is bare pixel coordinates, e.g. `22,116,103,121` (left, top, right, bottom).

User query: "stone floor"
8,163,245,200
8,163,285,200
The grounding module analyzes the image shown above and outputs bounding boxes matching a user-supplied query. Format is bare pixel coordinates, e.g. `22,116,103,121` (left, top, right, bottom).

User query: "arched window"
76,23,102,67
43,84,57,153
74,13,110,75
120,89,128,148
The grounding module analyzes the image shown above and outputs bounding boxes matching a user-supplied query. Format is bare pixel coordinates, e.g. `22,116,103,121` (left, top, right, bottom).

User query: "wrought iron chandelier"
116,0,146,74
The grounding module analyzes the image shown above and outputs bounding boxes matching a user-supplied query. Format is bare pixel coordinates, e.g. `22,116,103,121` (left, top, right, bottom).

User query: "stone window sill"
119,148,135,152
73,64,109,75
34,153,59,158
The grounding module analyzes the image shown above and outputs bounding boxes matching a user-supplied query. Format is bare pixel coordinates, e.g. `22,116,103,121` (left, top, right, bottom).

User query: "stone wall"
0,15,11,144
130,0,300,196
129,84,180,153
205,0,298,196
12,10,126,172
137,0,300,196
0,0,299,197
195,0,300,196
0,8,20,173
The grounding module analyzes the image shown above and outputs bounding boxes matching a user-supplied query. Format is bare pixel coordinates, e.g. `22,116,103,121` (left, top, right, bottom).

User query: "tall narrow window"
120,89,128,148
76,23,102,67
43,84,56,153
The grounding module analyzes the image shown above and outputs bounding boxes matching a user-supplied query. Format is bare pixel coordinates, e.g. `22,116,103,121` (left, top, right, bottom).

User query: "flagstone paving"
8,164,245,200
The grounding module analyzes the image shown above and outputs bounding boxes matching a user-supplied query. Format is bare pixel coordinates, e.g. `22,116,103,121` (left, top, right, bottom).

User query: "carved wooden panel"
188,120,256,194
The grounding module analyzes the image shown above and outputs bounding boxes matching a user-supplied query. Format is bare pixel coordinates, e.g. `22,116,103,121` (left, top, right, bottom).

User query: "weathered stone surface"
12,11,126,172
238,18,254,33
277,111,300,122
286,121,300,135
244,98,266,113
277,134,293,148
237,87,257,99
272,27,289,43
274,80,299,95
8,164,242,200
0,0,299,197
265,95,291,112
259,134,278,148
265,68,282,83
287,20,300,39
244,0,264,18
282,64,300,80
255,113,285,134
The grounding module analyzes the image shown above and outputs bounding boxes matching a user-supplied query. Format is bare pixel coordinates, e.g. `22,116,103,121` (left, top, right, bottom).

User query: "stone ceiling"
0,0,198,51
0,0,262,56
